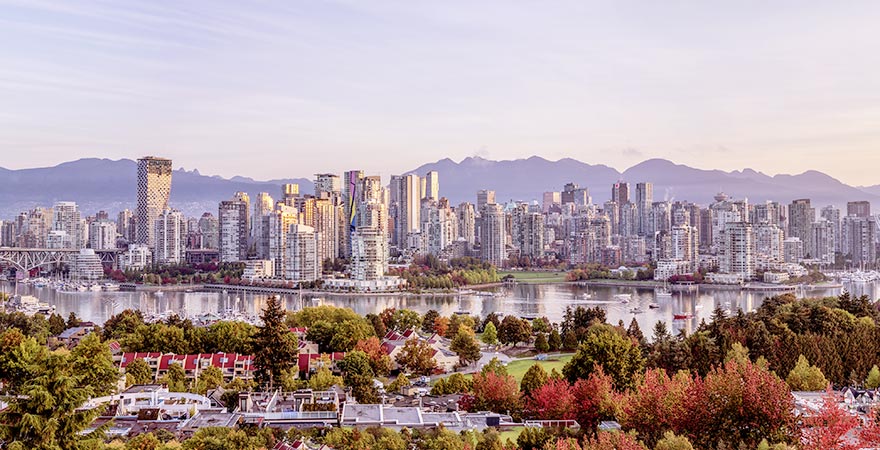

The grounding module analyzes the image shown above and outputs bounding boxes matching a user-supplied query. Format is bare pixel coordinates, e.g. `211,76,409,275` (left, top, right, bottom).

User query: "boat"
154,290,164,297
89,284,102,292
614,294,631,303
102,282,120,291
648,303,660,309
673,313,694,320
4,295,56,317
630,307,644,314
581,292,593,300
655,281,673,299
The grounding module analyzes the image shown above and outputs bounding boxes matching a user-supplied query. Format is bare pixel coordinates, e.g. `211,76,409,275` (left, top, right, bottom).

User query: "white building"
480,203,506,266
721,222,754,279
285,224,318,282
89,220,118,250
351,227,387,281
154,209,186,265
219,199,248,262
120,244,152,271
53,201,83,248
242,260,275,281
73,249,103,280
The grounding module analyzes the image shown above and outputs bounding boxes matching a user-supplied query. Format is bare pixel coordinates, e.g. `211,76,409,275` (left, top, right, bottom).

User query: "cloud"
621,147,644,158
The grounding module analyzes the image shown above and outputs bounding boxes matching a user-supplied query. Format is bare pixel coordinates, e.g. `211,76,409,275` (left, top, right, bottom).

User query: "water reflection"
2,281,872,334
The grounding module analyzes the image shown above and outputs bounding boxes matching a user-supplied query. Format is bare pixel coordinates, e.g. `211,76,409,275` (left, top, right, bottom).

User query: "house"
56,326,95,347
297,352,345,375
118,352,255,382
381,329,459,373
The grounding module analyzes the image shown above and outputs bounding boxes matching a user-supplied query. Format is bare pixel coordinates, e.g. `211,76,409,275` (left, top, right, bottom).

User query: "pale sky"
1,1,879,184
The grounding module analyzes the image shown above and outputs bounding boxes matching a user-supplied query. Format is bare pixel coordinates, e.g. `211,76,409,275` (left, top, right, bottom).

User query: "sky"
1,1,880,185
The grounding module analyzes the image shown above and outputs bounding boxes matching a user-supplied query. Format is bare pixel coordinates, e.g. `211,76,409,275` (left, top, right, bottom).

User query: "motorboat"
648,303,660,309
614,294,632,303
673,313,694,320
630,307,644,314
102,283,120,291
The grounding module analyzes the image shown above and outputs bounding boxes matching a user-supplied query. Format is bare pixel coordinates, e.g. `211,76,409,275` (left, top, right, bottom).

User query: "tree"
387,373,412,394
800,390,860,450
481,357,508,376
524,377,576,420
465,370,521,414
433,316,450,337
162,362,187,392
563,325,644,391
571,368,618,432
395,338,437,376
355,337,392,376
48,313,66,336
422,310,441,333
499,315,530,346
866,365,880,389
0,350,103,449
534,333,549,352
66,311,81,329
482,321,498,346
125,358,153,386
451,327,482,367
195,366,224,395
548,328,562,352
254,296,298,388
619,368,690,447
520,364,549,396
71,332,119,396
786,355,828,391
582,431,647,450
308,365,343,391
338,350,377,403
392,309,422,332
654,431,694,450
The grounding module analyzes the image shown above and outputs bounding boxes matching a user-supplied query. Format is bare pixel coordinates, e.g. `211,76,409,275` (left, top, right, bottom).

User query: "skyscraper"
476,190,496,213
52,201,83,248
286,224,318,282
135,156,172,247
636,182,653,236
457,202,476,249
612,181,631,205
425,171,439,200
722,222,754,279
218,198,248,262
847,201,872,218
154,209,186,265
787,199,815,244
480,203,506,266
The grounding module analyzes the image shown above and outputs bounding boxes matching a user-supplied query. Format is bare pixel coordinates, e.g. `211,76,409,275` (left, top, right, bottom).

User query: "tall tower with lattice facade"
135,156,172,247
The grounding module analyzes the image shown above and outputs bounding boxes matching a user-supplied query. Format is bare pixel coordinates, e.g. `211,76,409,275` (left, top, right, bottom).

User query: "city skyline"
2,1,880,184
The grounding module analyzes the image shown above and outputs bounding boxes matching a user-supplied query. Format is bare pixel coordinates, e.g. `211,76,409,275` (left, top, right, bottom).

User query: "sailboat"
655,280,673,299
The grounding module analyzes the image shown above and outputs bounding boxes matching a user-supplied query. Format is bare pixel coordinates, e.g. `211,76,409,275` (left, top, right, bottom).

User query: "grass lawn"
497,428,525,443
503,354,573,383
498,271,568,283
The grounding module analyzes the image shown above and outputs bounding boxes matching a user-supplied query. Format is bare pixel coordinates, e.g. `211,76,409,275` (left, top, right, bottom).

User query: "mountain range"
0,156,877,219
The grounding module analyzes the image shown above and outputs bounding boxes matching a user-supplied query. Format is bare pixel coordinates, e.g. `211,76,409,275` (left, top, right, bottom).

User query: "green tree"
520,363,549,396
451,327,482,367
125,358,153,386
534,332,550,352
481,321,498,346
162,363,187,392
48,313,67,336
71,332,119,396
0,349,103,449
308,365,343,391
481,357,508,377
562,324,645,390
786,354,828,391
867,365,880,389
392,309,422,332
387,373,412,394
254,296,298,388
548,328,562,352
339,350,377,403
422,310,441,334
195,365,224,395
654,431,694,450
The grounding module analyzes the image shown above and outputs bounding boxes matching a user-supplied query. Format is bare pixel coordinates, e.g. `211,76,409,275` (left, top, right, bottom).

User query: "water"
2,281,874,334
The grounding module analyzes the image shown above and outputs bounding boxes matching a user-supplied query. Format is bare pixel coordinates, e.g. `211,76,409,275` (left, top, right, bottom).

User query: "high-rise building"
281,184,299,205
424,171,439,200
721,222,754,279
842,216,877,267
52,201,83,248
267,204,299,276
218,198,248,262
754,223,785,263
315,173,342,197
809,219,835,263
252,192,274,259
351,227,387,281
635,182,653,236
784,237,804,263
117,209,134,243
135,156,172,247
476,190,496,213
542,192,561,213
0,221,15,247
342,170,364,256
154,209,186,265
198,213,219,249
457,202,476,249
391,174,421,247
670,225,698,272
847,201,872,218
788,199,815,244
480,203,506,266
512,205,544,260
285,224,318,282
820,205,842,252
89,220,117,250
612,181,631,205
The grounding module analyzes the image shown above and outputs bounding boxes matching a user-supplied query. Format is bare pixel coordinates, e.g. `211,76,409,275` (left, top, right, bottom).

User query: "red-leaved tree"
571,367,619,433
465,371,521,415
619,368,692,447
524,377,577,420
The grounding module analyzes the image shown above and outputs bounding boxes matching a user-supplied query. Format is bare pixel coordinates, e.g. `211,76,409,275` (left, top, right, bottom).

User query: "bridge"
0,247,121,273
